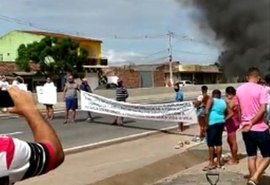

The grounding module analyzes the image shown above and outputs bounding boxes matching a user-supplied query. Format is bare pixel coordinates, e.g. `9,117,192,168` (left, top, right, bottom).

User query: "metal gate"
140,71,153,88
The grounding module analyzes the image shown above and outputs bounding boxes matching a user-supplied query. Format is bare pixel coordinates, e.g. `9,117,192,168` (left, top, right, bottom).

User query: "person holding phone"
0,86,64,184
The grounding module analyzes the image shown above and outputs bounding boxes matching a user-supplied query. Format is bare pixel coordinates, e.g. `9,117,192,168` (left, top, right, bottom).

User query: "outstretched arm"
7,87,65,169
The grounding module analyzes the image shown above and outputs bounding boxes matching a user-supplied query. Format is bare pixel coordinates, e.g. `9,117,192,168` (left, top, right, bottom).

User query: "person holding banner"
63,75,80,124
174,84,184,132
112,80,128,125
80,78,94,122
44,77,55,121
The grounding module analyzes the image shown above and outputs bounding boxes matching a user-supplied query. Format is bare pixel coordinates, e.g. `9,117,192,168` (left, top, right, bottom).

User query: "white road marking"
64,125,179,153
0,131,23,136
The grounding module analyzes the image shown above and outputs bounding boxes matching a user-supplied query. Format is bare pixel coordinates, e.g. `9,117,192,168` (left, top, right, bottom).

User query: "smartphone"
0,90,14,108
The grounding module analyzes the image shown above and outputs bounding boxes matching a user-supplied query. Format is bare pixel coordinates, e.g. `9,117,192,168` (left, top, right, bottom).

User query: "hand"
239,121,252,132
6,86,37,116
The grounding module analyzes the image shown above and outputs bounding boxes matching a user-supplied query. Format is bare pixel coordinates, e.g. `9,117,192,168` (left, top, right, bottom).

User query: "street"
0,110,186,150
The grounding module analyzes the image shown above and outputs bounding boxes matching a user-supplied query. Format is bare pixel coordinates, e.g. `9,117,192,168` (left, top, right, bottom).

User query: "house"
102,64,165,88
157,62,223,84
0,30,107,65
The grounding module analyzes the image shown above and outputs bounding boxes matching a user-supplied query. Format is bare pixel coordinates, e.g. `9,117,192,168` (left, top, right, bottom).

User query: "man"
0,86,64,184
237,67,270,185
80,78,94,121
44,77,55,121
112,80,128,125
264,74,270,124
1,76,9,90
63,75,80,124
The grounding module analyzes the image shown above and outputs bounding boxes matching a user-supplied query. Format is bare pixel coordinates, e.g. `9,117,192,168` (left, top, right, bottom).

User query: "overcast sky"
0,0,221,65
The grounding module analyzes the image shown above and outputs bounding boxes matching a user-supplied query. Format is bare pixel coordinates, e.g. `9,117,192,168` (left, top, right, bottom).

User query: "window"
7,53,10,56
0,54,3,61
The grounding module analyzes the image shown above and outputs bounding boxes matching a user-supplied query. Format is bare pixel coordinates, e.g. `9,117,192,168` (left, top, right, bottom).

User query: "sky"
0,0,222,65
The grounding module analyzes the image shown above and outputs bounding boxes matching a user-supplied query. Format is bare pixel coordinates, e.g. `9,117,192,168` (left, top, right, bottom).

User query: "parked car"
175,80,193,87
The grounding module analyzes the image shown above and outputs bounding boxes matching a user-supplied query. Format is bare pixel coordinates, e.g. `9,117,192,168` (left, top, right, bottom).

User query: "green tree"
16,36,89,76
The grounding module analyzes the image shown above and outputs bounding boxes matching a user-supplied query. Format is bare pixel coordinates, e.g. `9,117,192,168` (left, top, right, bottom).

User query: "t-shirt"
116,87,128,101
208,98,227,125
0,81,9,90
236,82,268,131
0,136,57,185
265,86,270,104
175,91,184,102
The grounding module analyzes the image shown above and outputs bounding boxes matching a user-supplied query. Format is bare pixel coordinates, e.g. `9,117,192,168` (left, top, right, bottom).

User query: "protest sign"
80,91,197,123
36,85,57,105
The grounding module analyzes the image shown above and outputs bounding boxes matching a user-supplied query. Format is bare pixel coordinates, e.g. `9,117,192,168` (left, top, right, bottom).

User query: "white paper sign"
36,85,57,105
80,91,198,123
17,84,28,91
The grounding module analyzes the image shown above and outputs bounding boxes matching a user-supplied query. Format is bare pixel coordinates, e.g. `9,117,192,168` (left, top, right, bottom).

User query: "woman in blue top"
203,89,227,171
174,84,184,132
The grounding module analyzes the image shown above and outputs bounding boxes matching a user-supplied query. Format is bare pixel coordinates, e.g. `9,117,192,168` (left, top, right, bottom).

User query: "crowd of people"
191,68,269,185
172,67,270,185
1,67,270,184
42,74,129,125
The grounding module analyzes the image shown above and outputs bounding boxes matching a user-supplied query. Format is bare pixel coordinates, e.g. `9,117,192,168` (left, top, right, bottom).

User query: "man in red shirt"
0,86,65,184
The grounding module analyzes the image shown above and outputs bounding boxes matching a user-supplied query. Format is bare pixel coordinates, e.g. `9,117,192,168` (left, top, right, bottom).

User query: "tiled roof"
0,62,17,75
0,62,39,75
19,30,102,43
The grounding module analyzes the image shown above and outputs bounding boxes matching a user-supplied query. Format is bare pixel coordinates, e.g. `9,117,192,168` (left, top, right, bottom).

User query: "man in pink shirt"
237,67,270,185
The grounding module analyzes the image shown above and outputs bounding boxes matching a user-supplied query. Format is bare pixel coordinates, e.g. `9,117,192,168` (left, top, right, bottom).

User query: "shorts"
242,130,270,157
266,104,270,122
44,104,53,108
65,98,78,110
207,123,225,147
225,118,239,136
197,107,205,117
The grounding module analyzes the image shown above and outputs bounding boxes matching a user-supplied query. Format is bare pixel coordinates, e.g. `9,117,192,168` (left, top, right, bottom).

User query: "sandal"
202,165,216,171
174,141,184,149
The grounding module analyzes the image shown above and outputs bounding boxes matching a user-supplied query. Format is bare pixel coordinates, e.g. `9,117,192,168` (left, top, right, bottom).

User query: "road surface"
0,110,185,150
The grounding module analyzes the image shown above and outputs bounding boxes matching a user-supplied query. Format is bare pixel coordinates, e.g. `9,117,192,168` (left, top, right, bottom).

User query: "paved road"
0,110,183,149
0,93,201,150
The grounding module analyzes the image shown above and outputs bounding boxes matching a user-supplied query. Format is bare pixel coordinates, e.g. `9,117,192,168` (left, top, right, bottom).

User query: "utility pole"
168,31,174,86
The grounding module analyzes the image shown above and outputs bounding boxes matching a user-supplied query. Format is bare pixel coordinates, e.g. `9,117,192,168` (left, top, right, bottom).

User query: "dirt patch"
90,149,208,185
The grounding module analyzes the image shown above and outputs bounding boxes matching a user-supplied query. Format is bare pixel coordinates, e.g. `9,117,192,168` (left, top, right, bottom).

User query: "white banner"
36,85,57,105
80,91,198,123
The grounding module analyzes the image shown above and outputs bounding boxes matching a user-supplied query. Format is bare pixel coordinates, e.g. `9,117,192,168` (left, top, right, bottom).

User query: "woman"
174,84,184,132
203,89,227,171
44,77,55,121
225,86,240,165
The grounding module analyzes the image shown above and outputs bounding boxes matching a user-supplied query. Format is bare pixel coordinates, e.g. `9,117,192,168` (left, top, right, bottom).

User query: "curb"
64,125,178,155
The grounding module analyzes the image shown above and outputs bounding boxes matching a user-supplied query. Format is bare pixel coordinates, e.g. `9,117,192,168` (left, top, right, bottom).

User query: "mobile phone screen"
0,91,14,108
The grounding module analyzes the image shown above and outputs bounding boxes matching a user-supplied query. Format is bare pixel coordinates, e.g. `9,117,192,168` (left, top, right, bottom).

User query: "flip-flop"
247,179,258,185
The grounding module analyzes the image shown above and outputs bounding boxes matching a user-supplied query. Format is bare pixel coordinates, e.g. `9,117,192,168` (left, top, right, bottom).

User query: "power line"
173,49,216,56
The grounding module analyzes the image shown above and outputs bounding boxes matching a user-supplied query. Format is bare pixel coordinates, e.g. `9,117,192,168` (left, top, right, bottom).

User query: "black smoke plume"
183,0,270,79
